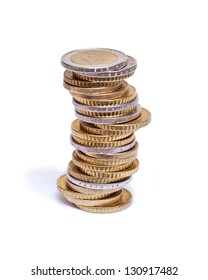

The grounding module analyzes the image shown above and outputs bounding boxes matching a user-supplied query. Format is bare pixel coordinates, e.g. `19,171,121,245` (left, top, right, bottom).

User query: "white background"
0,0,208,279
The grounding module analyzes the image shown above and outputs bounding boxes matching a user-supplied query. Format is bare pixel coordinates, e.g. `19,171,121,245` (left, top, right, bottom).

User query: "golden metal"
65,190,122,206
63,72,120,88
64,73,123,93
95,108,151,131
83,142,139,160
71,134,135,148
57,175,111,199
72,150,132,172
71,119,132,141
68,80,128,100
73,85,137,106
57,175,123,206
76,189,132,213
80,121,135,137
59,48,151,213
70,50,119,66
75,150,138,166
79,159,139,179
68,161,131,183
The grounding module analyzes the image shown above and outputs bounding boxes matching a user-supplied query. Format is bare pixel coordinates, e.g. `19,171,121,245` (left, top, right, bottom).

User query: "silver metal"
76,56,137,78
61,48,127,72
70,136,137,154
75,105,141,124
72,96,139,112
66,173,132,190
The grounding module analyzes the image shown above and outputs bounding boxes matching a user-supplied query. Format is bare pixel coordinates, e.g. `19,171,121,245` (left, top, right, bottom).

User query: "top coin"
61,48,127,72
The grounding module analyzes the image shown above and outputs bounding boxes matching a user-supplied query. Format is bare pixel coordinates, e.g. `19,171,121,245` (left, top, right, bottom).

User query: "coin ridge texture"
76,189,132,213
57,175,113,199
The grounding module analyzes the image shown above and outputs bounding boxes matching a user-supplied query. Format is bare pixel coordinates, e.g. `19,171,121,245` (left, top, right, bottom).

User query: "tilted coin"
71,119,132,142
72,150,132,172
95,108,151,131
76,189,132,213
72,96,139,113
74,71,134,82
68,161,132,183
71,133,135,148
66,178,119,195
64,72,120,88
73,84,137,106
64,74,123,93
70,135,136,154
83,141,139,159
66,172,132,190
79,159,139,179
75,105,141,124
74,55,137,79
61,48,128,72
80,121,135,137
65,189,123,207
67,190,122,206
68,80,128,100
75,105,137,117
75,150,138,166
57,175,112,199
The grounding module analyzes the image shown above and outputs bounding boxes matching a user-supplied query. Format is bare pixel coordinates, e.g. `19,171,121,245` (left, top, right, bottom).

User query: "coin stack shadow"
57,49,151,213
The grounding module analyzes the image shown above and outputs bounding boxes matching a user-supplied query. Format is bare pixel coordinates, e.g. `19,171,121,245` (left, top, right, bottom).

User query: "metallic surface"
76,189,132,213
66,172,132,190
70,136,137,154
61,48,127,72
59,48,151,212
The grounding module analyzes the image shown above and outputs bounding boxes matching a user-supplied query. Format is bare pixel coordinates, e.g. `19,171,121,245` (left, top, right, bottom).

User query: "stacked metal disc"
57,48,151,213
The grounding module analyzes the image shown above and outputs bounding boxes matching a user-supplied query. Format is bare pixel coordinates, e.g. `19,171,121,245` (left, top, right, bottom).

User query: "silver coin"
75,105,141,124
72,96,139,112
70,136,136,154
61,48,127,72
66,173,132,190
76,56,137,78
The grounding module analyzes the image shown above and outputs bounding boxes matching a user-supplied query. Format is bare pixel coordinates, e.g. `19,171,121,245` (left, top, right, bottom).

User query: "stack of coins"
57,48,151,213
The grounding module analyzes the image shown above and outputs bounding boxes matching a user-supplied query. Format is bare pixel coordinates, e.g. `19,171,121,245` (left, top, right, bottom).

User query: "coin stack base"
57,48,151,213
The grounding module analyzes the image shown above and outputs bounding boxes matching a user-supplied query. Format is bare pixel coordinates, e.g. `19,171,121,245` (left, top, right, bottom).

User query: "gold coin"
68,80,128,100
65,189,122,207
75,150,138,166
79,159,139,179
66,177,119,196
83,141,139,160
72,150,132,172
63,72,120,88
71,119,132,141
62,184,123,207
76,189,132,213
95,108,151,131
73,85,137,106
71,134,135,148
74,71,134,82
70,50,120,66
75,105,137,117
64,73,123,93
68,161,130,183
80,121,135,137
57,175,112,199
